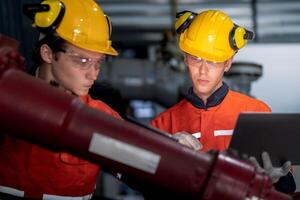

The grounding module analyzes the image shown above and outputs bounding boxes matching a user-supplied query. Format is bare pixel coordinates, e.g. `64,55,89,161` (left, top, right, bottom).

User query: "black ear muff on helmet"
175,10,197,34
244,30,255,40
229,24,255,51
23,0,65,34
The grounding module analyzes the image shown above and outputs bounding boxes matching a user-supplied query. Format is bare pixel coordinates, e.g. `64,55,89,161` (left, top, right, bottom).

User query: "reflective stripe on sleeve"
214,129,234,136
43,193,92,200
192,132,201,139
0,185,92,200
0,185,24,197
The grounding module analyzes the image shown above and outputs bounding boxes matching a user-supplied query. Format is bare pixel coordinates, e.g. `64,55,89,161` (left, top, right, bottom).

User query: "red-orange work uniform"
151,84,271,152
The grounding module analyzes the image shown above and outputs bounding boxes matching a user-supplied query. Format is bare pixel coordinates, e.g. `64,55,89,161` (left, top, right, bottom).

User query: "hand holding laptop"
249,151,291,183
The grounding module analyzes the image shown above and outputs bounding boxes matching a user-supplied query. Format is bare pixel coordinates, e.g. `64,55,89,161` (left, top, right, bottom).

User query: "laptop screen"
229,113,300,166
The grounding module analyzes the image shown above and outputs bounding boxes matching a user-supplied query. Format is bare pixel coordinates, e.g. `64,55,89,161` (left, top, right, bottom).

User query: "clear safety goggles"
59,49,106,71
185,54,224,68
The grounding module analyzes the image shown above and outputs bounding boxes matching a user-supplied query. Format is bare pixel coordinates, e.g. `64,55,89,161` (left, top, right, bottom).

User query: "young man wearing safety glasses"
0,0,121,199
151,10,295,193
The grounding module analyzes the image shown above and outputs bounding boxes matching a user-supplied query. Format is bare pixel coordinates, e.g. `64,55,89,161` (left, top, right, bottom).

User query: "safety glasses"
59,49,106,71
185,54,224,68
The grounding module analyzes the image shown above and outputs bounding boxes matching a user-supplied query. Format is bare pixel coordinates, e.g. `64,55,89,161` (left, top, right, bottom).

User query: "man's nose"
87,63,100,80
199,60,209,74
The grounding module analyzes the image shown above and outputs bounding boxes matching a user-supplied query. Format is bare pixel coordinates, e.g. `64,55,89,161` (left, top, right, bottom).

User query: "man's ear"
40,44,53,64
224,57,233,72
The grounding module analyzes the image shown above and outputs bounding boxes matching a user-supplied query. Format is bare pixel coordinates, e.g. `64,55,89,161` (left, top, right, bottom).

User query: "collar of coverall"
185,82,229,110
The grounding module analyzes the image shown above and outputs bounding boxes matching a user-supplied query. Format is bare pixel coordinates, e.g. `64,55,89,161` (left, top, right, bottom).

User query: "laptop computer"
229,113,300,167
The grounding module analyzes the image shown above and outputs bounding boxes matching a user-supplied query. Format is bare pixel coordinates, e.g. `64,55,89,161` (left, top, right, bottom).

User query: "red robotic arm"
0,34,292,200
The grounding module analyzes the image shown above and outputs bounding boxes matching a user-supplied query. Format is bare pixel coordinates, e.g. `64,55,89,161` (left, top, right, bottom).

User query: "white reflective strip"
192,132,201,139
214,129,234,136
0,186,24,197
89,133,161,174
245,196,261,200
43,193,92,200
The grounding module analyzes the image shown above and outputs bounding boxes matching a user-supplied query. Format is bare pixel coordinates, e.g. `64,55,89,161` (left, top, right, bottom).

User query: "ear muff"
175,10,197,34
229,24,255,50
23,0,65,34
105,15,112,38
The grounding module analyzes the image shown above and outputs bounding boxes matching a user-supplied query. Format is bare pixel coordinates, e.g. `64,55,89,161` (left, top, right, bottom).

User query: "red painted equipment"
0,34,293,200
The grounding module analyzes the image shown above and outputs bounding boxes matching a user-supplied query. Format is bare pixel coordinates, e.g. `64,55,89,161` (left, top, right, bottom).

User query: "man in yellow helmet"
151,10,295,193
0,0,121,199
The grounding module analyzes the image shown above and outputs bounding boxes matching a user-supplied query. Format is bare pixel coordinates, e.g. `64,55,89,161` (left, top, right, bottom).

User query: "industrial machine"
224,62,263,96
0,34,294,200
96,34,263,109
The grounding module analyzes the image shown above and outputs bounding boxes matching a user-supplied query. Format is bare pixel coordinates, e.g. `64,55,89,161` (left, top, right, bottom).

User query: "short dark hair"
30,34,67,75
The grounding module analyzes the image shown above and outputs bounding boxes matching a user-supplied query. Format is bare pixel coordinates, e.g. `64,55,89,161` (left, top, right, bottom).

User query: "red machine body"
0,34,292,200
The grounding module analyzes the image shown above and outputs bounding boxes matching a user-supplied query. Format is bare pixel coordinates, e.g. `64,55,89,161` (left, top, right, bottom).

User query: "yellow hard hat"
23,0,118,56
175,10,254,62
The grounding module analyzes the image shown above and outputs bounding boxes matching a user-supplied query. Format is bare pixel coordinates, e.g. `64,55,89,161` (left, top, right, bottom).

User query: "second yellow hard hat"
175,10,254,62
